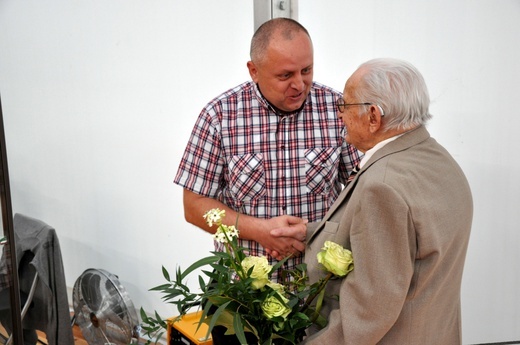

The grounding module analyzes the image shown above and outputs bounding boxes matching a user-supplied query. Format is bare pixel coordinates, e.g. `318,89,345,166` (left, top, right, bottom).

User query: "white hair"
353,58,432,131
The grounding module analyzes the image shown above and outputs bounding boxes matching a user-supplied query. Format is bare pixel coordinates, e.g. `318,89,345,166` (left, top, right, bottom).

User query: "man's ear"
368,105,383,133
247,61,258,83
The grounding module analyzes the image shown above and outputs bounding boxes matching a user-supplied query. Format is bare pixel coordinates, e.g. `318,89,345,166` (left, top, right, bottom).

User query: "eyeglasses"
336,98,385,116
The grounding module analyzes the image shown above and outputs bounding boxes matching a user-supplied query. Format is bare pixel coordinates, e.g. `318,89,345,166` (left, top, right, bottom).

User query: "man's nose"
290,73,305,90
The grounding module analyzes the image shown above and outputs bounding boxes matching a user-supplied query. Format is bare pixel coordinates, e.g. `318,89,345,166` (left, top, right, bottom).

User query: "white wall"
0,1,518,343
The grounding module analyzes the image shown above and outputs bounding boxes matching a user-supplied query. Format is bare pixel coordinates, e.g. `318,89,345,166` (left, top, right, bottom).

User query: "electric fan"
72,268,141,345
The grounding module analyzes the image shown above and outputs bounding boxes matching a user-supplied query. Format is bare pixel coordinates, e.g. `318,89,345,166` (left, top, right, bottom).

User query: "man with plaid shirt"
174,18,360,282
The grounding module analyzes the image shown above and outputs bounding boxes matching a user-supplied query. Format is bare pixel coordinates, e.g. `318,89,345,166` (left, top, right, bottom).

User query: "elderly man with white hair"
275,58,473,344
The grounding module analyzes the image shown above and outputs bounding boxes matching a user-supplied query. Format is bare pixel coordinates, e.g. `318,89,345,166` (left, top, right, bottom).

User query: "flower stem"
302,272,334,311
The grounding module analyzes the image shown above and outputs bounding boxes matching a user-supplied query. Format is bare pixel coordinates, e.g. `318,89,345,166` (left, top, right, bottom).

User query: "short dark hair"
250,18,311,63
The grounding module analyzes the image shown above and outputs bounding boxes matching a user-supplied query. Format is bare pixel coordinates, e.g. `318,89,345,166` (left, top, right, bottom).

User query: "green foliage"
139,210,349,345
140,236,328,344
139,307,167,344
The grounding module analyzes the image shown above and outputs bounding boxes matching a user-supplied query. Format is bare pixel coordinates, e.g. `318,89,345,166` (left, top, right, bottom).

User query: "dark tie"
347,165,359,183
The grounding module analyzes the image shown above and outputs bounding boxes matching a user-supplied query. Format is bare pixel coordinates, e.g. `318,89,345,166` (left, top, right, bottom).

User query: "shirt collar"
359,134,404,169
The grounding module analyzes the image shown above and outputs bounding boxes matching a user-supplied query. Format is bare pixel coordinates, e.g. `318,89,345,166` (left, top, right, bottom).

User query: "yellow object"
167,311,213,345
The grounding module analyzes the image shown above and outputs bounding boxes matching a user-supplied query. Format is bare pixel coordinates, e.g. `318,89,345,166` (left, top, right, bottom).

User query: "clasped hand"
260,215,308,261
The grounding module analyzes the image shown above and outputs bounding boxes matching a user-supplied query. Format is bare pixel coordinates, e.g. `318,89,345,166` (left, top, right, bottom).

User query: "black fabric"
211,326,286,345
211,325,259,345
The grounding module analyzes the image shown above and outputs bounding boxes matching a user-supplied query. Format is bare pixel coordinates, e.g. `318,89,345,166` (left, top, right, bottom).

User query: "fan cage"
72,268,140,345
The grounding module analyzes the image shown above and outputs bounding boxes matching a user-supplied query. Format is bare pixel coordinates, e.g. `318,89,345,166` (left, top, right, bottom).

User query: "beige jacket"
303,126,473,345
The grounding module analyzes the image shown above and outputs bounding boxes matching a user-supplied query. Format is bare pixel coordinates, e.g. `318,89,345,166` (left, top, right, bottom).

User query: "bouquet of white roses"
140,209,354,345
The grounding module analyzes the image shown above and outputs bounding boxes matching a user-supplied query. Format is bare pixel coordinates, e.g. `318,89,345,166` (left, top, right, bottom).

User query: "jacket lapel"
308,126,430,244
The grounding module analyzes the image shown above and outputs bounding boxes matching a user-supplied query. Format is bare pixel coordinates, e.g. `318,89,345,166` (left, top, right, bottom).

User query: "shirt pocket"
305,147,340,195
229,153,266,202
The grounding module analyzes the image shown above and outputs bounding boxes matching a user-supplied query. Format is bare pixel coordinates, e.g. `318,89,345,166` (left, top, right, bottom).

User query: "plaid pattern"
174,81,361,281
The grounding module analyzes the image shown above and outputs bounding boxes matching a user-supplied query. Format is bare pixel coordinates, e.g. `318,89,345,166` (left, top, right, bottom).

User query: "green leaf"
207,295,233,306
210,263,230,275
162,265,171,281
181,255,220,279
270,255,290,273
149,283,172,292
233,314,248,345
204,301,231,339
198,275,207,290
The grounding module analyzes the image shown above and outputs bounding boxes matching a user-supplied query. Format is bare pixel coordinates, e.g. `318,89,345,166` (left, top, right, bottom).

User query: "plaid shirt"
174,81,361,281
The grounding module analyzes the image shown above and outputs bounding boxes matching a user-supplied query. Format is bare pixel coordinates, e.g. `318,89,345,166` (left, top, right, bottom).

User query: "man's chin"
283,101,305,113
